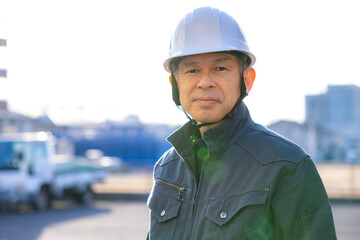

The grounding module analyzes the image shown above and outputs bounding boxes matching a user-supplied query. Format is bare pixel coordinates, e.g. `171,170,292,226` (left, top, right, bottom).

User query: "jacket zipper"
156,179,187,201
183,157,198,185
181,156,199,240
184,153,210,240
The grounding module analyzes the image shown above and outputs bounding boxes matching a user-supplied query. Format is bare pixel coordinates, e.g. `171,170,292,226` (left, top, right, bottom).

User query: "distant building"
268,85,360,163
268,120,346,162
267,120,311,154
0,101,33,132
33,115,56,132
306,85,360,138
0,100,55,133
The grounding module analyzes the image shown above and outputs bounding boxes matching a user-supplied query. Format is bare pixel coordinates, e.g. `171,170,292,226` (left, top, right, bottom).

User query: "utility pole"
0,38,6,78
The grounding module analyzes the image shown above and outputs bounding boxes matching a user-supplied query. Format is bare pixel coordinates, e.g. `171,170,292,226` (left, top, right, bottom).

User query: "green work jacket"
147,102,337,239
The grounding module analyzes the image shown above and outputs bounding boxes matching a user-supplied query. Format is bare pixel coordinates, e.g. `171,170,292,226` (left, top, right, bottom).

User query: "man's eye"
186,69,198,74
215,66,227,71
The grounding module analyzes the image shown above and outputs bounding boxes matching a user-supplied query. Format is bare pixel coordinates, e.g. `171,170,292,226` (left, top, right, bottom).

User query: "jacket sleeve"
270,157,337,240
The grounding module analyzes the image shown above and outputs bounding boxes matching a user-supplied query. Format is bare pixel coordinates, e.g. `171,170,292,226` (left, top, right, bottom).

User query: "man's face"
176,52,241,125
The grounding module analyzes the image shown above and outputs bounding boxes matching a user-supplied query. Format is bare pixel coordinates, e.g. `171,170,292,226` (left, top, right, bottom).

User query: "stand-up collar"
167,102,253,158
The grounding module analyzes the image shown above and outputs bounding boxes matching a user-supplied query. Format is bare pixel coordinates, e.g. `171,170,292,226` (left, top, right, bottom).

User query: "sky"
0,0,359,126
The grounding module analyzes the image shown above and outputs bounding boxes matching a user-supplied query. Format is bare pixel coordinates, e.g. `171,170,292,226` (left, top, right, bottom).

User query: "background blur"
1,0,360,126
0,0,359,239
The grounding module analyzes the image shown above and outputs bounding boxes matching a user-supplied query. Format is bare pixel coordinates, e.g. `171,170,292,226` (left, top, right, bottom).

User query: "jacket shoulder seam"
234,123,309,165
247,123,307,153
157,147,181,166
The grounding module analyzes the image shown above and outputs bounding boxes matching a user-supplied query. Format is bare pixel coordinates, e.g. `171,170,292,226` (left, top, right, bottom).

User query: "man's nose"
197,72,215,89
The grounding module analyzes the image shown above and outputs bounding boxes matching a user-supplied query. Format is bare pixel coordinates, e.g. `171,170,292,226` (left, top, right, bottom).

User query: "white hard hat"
164,7,256,72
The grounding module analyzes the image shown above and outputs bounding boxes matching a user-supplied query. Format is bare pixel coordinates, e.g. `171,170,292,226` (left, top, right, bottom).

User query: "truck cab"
0,132,54,210
0,132,105,211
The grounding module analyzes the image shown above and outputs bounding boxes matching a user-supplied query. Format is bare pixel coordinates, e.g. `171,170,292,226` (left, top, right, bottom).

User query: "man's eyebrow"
180,56,231,67
180,61,198,67
212,56,231,63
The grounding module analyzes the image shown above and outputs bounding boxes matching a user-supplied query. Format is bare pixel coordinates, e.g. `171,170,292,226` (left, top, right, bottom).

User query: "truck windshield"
0,141,24,170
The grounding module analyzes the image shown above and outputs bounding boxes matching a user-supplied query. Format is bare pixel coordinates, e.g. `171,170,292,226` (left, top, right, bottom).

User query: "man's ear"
244,67,256,94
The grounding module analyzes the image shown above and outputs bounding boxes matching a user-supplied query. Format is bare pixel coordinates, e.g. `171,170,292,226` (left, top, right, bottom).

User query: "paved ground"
0,163,359,240
0,200,149,240
93,163,360,239
332,203,360,240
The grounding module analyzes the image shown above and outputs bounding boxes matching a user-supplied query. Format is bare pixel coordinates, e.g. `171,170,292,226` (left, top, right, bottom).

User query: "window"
0,142,24,170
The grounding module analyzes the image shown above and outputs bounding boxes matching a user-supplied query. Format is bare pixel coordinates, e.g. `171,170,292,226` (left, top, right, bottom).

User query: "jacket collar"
167,102,253,158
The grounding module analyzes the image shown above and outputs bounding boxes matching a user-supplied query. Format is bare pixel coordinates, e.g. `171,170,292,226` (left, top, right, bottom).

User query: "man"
147,6,336,240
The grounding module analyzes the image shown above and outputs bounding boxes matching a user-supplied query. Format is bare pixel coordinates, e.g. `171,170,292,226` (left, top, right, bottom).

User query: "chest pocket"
147,180,186,240
148,192,181,222
205,190,269,240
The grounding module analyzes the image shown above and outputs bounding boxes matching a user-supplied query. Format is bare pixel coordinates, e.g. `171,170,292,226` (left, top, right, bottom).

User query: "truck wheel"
78,186,94,206
33,188,49,211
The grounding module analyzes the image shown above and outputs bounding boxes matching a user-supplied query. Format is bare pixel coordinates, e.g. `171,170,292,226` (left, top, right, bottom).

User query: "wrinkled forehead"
174,52,241,71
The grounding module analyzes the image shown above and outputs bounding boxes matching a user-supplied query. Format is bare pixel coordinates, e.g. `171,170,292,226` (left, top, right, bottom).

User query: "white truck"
0,131,106,210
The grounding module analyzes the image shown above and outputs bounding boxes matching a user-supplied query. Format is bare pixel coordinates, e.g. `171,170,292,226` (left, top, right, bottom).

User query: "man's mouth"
194,97,219,105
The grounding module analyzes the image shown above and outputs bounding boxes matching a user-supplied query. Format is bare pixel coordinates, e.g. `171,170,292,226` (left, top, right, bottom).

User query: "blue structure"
53,117,179,167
